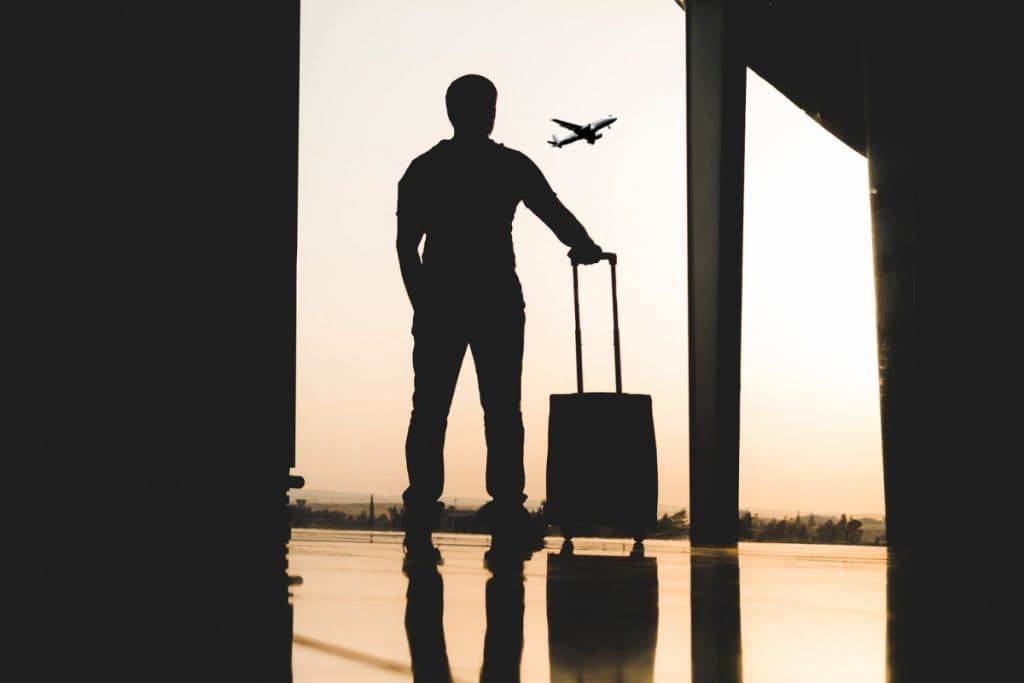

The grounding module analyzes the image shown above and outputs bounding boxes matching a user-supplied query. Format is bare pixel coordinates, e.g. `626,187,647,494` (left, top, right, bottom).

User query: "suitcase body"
545,253,658,541
546,392,657,539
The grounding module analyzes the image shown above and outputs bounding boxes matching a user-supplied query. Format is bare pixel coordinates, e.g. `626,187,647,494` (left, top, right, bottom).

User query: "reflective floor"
289,531,891,682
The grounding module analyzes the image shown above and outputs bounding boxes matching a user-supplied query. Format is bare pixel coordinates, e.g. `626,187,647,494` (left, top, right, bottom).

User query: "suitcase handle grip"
572,252,622,394
570,251,617,266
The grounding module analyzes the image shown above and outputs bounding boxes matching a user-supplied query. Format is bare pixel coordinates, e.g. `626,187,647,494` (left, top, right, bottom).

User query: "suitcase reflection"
546,552,659,683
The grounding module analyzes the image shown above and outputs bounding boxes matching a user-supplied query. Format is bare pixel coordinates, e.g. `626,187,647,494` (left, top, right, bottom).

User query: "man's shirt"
397,138,594,307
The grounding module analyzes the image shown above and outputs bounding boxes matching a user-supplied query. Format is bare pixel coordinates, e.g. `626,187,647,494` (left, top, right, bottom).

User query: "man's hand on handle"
568,242,604,265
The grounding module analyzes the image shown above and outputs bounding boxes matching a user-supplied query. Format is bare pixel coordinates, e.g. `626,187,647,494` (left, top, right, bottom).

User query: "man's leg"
403,567,453,681
471,305,544,556
403,308,467,555
470,306,526,506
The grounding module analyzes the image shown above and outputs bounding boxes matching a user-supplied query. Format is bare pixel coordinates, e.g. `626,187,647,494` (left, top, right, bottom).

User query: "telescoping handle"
572,252,622,394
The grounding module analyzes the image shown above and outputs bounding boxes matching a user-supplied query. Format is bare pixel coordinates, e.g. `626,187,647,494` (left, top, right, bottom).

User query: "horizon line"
289,488,886,519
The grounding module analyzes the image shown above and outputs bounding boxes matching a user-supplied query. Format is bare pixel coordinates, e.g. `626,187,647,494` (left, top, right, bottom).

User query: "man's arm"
396,171,426,308
520,157,603,263
396,216,424,308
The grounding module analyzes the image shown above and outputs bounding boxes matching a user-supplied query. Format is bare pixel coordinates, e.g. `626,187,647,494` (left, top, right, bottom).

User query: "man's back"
398,138,549,303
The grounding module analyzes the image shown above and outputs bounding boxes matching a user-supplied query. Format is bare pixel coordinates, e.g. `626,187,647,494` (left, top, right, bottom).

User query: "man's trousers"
402,298,526,526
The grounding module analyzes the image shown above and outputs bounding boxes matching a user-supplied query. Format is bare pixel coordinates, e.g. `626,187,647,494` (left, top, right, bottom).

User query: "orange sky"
296,0,884,516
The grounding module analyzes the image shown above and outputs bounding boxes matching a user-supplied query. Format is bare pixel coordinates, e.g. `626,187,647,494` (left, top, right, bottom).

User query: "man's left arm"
520,157,603,264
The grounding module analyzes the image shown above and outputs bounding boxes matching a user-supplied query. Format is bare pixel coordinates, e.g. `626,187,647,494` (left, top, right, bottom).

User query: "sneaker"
402,535,442,571
489,504,547,558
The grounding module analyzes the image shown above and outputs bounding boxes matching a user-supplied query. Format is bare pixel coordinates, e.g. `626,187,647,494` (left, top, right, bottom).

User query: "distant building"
438,507,476,533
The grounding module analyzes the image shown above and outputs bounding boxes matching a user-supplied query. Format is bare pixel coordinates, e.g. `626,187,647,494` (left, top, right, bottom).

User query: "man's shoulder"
416,139,451,161
401,140,450,180
492,141,534,167
489,143,546,187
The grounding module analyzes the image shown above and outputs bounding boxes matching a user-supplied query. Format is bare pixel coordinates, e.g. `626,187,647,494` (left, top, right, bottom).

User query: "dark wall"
8,4,299,678
865,2,1023,551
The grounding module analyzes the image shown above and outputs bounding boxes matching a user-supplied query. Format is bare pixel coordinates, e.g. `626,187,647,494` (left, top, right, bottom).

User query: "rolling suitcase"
545,253,658,545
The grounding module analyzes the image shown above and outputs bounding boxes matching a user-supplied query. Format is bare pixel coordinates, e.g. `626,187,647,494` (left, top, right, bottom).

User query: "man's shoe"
402,536,442,571
488,504,547,559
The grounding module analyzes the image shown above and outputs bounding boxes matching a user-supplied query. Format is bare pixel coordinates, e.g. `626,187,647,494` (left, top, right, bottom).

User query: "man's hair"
445,74,497,134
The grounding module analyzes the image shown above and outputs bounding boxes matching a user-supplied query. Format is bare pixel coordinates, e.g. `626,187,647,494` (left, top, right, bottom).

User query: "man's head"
446,74,497,138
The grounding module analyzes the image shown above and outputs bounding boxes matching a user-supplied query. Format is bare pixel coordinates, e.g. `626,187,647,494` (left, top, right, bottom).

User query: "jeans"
403,297,527,524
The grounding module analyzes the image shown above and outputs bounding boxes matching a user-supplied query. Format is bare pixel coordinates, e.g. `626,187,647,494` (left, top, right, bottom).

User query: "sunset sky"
296,0,884,516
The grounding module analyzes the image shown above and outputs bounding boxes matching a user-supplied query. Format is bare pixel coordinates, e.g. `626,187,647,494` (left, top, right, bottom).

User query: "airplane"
548,116,617,147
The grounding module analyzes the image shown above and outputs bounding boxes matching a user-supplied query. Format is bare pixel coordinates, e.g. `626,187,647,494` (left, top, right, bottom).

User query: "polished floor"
289,530,890,682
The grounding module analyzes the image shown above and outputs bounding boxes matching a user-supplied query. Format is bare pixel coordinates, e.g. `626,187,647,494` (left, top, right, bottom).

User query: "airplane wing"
552,119,586,134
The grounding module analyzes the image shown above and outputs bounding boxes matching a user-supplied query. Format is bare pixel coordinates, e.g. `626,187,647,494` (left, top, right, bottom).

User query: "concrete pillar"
686,0,746,547
691,549,742,682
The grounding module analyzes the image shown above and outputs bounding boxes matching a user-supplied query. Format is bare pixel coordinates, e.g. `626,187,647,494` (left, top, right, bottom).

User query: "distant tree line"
288,503,397,531
289,502,878,545
650,509,689,539
738,511,866,544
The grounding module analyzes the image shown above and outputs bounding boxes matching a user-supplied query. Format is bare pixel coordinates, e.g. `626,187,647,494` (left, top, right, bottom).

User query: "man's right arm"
396,169,426,308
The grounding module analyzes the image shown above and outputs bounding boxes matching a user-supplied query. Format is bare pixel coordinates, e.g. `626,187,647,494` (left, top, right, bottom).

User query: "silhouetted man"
397,74,603,565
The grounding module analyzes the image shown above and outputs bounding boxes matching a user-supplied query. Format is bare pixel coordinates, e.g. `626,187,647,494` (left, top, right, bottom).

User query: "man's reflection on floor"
404,553,530,683
546,547,659,682
690,548,742,683
480,553,527,682
404,565,454,683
